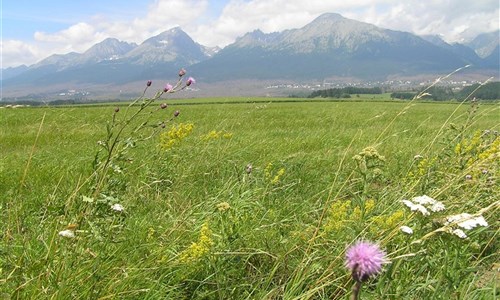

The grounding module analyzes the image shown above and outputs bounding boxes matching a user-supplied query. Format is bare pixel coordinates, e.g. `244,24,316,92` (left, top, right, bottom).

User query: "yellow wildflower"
179,222,214,263
365,199,376,213
323,200,350,233
159,123,194,150
217,202,231,212
271,168,285,184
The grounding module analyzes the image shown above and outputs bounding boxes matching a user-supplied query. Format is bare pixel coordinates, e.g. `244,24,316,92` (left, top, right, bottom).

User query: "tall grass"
1,94,499,299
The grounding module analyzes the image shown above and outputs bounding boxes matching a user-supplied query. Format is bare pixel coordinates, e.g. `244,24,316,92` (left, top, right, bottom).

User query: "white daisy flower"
111,203,125,212
400,226,414,235
58,229,75,238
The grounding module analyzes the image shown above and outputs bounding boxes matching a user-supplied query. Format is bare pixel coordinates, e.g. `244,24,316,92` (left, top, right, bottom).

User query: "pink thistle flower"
163,83,173,93
186,77,195,86
345,241,386,282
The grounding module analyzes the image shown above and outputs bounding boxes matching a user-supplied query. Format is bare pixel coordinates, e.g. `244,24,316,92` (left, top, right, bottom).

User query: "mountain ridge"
2,13,498,98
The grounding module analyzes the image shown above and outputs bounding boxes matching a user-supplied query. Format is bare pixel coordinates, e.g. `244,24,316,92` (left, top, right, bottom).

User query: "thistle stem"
350,280,362,300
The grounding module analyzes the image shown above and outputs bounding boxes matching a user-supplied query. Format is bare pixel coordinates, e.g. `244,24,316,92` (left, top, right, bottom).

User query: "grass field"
1,97,499,299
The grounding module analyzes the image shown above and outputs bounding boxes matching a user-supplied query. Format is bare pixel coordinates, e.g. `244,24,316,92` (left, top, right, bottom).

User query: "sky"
1,0,499,68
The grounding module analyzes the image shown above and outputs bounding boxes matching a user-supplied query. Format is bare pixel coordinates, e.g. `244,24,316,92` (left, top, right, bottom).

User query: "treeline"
459,82,500,100
391,82,500,101
308,87,382,98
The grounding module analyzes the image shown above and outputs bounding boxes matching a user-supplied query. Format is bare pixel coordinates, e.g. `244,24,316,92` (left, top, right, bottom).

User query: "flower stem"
350,280,362,300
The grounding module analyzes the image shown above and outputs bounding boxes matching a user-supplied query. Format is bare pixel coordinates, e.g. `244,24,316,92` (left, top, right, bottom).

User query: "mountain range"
2,13,499,99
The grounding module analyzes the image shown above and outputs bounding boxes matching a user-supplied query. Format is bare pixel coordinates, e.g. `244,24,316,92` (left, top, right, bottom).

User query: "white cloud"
191,0,499,47
1,40,40,68
2,0,499,68
351,0,500,43
3,0,209,67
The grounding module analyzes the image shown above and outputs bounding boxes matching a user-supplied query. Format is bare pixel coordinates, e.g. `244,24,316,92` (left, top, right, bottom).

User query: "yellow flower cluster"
179,222,214,263
454,130,499,173
323,199,376,233
159,123,194,150
216,202,231,212
370,210,405,236
264,162,286,184
323,200,350,232
407,157,437,179
477,136,499,162
201,130,233,141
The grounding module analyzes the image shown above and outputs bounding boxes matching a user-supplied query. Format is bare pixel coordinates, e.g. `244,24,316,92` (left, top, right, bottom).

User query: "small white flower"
400,226,413,235
58,229,75,238
413,154,424,159
412,195,437,205
446,213,488,230
446,213,472,223
402,200,430,216
452,228,467,239
429,201,445,212
111,203,124,212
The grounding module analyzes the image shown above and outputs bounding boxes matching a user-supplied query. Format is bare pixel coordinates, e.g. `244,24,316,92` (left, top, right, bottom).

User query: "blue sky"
2,0,499,68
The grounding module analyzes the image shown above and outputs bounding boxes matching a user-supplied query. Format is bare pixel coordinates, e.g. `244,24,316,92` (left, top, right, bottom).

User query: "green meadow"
1,97,499,299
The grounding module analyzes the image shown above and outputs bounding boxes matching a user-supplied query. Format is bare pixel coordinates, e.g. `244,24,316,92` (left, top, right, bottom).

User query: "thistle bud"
174,110,180,117
146,80,152,87
114,107,120,113
186,77,195,86
163,83,173,93
160,103,168,109
178,68,186,77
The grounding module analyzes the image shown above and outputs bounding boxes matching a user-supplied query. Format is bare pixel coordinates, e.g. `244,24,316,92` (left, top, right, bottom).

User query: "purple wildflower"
345,241,386,282
186,77,195,86
164,83,173,93
146,80,152,87
178,68,186,77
